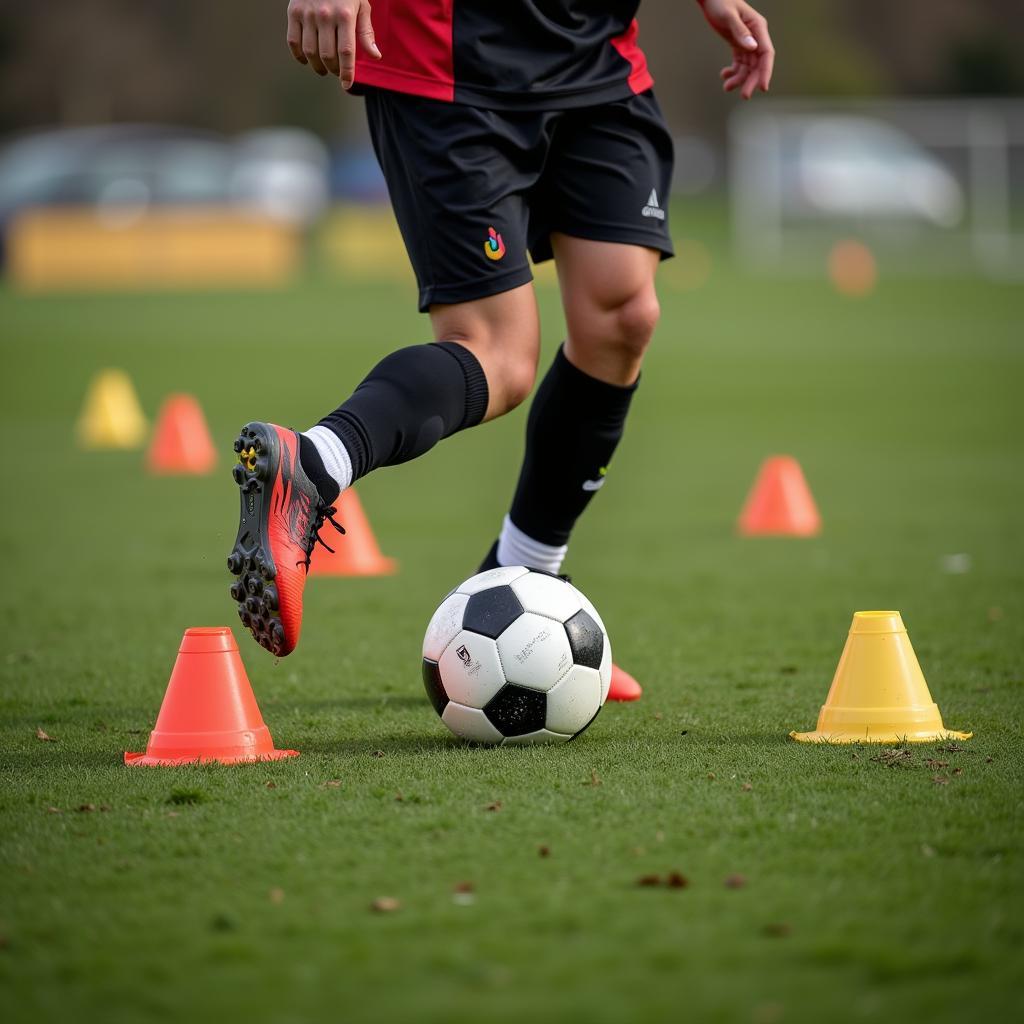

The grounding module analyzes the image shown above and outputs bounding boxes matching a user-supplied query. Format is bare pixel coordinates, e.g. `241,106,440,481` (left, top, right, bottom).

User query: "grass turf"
0,251,1022,1023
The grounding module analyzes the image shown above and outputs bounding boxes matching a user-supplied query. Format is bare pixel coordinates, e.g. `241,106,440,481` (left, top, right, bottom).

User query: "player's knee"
610,288,660,359
499,356,537,412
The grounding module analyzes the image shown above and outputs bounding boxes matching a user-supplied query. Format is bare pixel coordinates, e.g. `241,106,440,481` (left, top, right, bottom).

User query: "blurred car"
0,124,330,263
783,115,964,227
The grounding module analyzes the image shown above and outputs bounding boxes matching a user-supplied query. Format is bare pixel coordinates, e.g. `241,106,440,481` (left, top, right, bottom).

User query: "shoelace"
296,502,346,571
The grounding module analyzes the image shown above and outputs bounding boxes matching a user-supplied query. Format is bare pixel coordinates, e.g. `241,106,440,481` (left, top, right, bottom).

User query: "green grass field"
1,245,1022,1023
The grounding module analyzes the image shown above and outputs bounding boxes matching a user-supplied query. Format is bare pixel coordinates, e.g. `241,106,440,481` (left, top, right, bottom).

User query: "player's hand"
286,0,382,90
697,0,774,99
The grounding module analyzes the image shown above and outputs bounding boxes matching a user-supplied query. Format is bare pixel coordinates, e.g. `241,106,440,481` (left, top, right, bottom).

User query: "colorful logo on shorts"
484,226,506,261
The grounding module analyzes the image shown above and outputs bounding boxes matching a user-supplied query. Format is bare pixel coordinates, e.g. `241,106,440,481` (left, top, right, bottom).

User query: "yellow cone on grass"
790,611,972,744
76,369,148,449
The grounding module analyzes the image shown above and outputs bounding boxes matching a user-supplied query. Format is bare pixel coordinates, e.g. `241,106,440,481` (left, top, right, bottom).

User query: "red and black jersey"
353,1,653,109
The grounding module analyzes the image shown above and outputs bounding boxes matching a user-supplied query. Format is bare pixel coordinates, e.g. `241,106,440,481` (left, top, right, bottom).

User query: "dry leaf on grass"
636,874,662,887
925,759,949,770
453,881,475,894
871,749,914,767
666,872,689,889
322,780,342,788
35,728,55,742
740,782,753,792
725,873,747,889
370,897,400,913
538,845,550,858
265,781,277,789
932,775,950,786
372,750,386,758
269,888,285,905
485,800,502,812
76,804,95,813
584,769,601,787
46,807,62,814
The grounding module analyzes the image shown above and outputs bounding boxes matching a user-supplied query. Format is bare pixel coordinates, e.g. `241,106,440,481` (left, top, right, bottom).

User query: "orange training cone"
146,394,217,475
607,663,643,702
309,487,397,576
125,627,298,766
790,611,972,744
737,455,821,537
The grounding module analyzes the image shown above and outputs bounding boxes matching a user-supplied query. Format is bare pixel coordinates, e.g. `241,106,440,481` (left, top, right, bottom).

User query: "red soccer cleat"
607,662,643,702
227,422,343,657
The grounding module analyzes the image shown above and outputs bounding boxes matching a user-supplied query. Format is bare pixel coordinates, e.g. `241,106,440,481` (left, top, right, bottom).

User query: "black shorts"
365,89,675,312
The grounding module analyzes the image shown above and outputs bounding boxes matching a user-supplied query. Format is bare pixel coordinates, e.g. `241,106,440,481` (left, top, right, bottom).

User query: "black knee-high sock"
507,344,637,547
310,341,488,488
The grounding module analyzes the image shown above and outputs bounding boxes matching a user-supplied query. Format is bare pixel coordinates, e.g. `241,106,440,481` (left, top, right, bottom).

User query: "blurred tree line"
0,0,1020,141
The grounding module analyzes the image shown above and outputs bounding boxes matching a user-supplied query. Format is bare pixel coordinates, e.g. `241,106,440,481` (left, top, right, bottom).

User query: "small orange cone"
146,394,217,475
309,487,397,576
607,663,643,702
791,611,971,743
125,627,298,766
737,455,821,537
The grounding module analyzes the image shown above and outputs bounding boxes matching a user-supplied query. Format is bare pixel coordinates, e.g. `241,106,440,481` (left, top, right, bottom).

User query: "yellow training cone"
76,369,148,449
790,611,972,744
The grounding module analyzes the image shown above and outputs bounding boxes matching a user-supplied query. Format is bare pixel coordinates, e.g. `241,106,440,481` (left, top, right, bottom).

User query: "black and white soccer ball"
421,566,611,745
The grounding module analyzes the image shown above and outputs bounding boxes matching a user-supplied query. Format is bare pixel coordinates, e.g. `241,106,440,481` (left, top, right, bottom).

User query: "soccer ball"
421,566,612,745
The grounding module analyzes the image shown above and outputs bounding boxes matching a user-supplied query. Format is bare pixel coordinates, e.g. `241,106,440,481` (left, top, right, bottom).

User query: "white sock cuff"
304,425,354,494
496,515,568,575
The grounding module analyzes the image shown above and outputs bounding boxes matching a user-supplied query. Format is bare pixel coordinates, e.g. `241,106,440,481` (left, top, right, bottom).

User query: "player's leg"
478,91,673,700
229,91,548,657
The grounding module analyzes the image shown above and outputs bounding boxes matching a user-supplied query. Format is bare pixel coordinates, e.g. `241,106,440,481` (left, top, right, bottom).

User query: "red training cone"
309,487,397,577
607,663,643,702
146,394,217,475
737,455,821,537
125,627,298,766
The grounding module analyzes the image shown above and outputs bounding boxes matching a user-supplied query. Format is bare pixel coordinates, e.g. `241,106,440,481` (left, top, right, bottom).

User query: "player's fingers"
317,13,340,77
357,1,382,59
749,17,775,91
723,67,749,93
338,6,356,89
727,13,757,51
720,63,738,80
302,12,328,75
741,68,759,100
287,9,306,64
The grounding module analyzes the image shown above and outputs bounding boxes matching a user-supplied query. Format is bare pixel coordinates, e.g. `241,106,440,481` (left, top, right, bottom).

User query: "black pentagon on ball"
462,585,524,640
484,684,546,737
421,658,448,716
563,609,604,669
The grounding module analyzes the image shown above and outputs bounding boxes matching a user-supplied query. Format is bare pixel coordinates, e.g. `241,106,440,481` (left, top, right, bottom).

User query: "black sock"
507,345,637,547
298,434,340,504
315,341,489,483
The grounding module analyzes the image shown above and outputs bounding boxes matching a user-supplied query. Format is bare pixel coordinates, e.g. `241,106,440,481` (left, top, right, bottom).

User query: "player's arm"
697,0,775,100
286,0,382,90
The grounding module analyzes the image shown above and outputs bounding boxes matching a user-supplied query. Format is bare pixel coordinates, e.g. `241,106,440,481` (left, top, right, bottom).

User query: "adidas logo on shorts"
641,189,665,221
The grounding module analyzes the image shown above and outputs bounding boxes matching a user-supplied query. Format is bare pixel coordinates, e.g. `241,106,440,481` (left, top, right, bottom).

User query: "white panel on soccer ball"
438,629,507,708
456,565,531,595
546,664,602,734
496,613,573,692
502,728,572,746
441,702,504,745
510,571,583,622
598,635,612,704
422,592,469,661
569,584,607,635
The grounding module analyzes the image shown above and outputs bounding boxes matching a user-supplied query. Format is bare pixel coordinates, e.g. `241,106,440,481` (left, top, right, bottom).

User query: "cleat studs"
232,438,244,453
245,597,260,614
252,438,263,454
232,464,245,484
259,562,273,581
246,576,262,596
245,556,256,572
244,478,259,493
227,553,243,574
230,582,245,602
238,609,251,627
263,585,278,611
